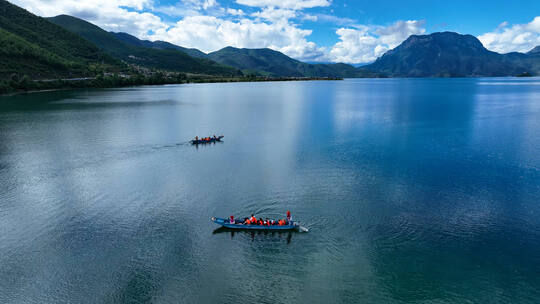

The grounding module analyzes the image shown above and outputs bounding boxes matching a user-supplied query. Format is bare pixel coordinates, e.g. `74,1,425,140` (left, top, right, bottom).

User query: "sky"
10,0,540,63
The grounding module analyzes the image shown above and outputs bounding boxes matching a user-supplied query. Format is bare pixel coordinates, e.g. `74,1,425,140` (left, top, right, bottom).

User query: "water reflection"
212,227,295,244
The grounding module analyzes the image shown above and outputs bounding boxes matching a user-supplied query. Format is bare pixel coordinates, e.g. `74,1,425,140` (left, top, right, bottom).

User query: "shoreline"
1,76,343,97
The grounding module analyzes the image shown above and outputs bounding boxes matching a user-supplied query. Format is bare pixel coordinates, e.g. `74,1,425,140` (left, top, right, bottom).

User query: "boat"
211,217,298,231
190,135,224,145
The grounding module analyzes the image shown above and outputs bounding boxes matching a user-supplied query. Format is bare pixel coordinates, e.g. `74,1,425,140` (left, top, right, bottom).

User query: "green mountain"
112,32,208,59
364,32,539,77
207,46,363,77
0,0,121,80
47,15,240,76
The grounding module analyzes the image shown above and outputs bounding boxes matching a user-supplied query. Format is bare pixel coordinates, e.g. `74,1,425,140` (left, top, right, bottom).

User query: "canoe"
190,135,224,145
211,217,297,231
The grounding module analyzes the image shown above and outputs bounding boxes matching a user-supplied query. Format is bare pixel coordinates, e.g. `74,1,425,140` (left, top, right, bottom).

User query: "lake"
1,78,540,303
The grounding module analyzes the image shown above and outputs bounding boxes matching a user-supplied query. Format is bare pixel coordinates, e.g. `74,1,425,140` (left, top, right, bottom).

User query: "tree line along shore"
0,72,343,95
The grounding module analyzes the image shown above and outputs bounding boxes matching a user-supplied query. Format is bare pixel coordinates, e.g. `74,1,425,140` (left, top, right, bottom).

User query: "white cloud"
301,14,318,22
314,14,356,25
152,0,225,18
227,8,245,16
251,7,297,23
151,15,326,60
10,0,168,38
148,0,331,61
478,16,540,53
235,0,330,10
328,20,426,63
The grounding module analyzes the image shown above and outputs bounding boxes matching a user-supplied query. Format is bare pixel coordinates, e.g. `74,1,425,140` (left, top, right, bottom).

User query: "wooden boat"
211,217,298,231
190,135,224,145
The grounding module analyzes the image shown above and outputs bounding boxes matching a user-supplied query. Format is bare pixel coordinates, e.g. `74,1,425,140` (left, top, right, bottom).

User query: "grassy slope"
0,0,121,80
48,15,240,76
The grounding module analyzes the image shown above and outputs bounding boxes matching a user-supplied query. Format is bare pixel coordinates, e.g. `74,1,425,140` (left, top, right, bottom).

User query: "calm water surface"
1,78,540,303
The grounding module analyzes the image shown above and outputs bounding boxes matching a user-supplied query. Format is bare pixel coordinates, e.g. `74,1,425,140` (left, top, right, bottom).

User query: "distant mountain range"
111,32,208,59
205,46,367,77
0,0,539,82
113,33,364,78
47,15,240,76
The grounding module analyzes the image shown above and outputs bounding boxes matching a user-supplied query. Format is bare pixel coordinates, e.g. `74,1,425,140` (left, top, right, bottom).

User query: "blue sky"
11,0,540,63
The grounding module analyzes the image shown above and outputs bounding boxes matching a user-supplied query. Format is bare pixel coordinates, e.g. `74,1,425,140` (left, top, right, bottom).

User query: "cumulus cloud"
10,0,168,38
329,20,426,63
151,15,326,60
235,0,330,10
478,16,540,53
227,8,245,16
147,0,330,60
251,7,297,23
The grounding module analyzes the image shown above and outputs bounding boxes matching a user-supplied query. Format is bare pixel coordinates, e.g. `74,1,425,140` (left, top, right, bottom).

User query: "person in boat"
258,218,263,225
195,136,199,142
265,218,270,226
278,219,285,226
270,219,276,225
230,215,235,224
250,214,256,223
286,210,292,224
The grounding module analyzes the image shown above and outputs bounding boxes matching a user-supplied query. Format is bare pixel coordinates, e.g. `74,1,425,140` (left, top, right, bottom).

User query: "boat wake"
298,226,309,233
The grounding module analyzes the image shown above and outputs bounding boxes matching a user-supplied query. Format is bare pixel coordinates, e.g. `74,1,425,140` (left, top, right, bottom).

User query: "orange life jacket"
250,216,256,223
245,219,251,225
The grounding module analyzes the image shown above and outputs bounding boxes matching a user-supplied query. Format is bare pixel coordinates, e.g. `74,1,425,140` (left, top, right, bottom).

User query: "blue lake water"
1,78,540,303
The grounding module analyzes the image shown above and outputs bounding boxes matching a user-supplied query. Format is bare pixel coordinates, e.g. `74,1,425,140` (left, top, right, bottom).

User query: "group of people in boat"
193,135,219,142
229,211,292,226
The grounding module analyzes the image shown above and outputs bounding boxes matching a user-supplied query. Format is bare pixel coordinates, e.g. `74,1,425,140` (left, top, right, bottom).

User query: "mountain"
527,46,540,55
111,32,208,59
364,32,539,77
0,0,121,80
207,46,363,78
113,34,369,78
47,15,240,76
